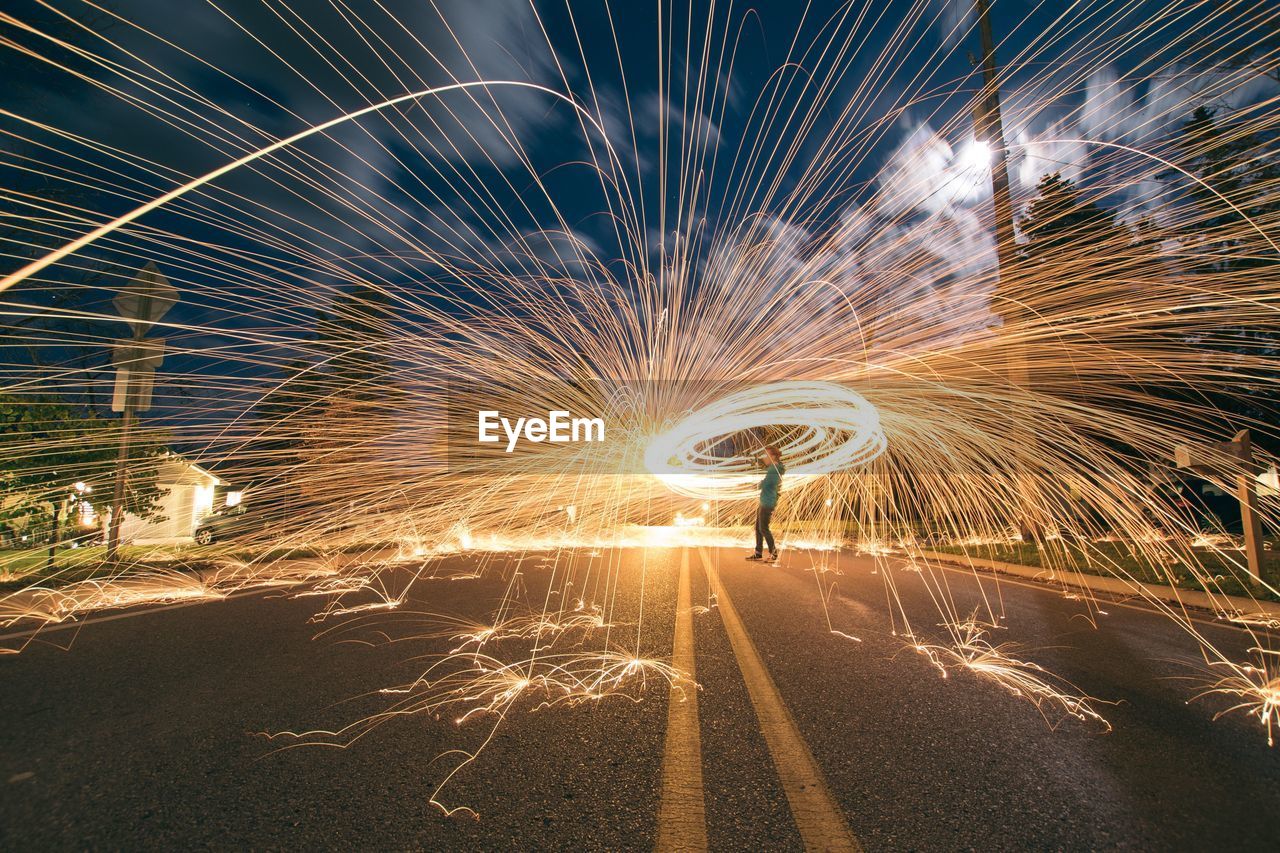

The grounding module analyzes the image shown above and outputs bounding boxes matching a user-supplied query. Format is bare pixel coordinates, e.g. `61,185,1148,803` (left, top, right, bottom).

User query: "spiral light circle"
644,381,887,500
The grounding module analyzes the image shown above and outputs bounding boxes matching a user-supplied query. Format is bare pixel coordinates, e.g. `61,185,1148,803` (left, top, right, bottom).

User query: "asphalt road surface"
2,545,1279,850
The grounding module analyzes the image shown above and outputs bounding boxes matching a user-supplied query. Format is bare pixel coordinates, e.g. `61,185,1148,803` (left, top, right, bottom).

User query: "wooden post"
974,0,1018,293
974,0,1039,540
106,305,149,564
46,499,60,572
105,403,136,562
1232,429,1265,584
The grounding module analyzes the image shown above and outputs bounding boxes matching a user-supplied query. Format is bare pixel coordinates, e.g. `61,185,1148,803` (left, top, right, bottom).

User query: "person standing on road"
747,445,784,562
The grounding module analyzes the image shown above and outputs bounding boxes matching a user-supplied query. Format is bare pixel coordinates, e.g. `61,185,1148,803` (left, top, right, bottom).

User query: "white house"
118,454,227,544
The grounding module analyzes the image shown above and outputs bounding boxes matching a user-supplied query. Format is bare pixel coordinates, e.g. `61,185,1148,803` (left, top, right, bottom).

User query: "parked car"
193,503,260,545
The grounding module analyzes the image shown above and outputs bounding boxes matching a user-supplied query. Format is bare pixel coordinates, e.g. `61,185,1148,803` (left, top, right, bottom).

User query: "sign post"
106,263,177,563
1175,429,1266,585
1232,430,1266,585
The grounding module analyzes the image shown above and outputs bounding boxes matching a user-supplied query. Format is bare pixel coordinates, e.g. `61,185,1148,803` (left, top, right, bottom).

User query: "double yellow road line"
655,548,708,849
656,548,861,852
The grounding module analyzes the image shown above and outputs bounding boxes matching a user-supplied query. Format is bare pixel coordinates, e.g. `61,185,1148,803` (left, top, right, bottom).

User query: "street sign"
107,262,178,563
113,262,179,333
112,338,166,370
111,367,155,413
1175,429,1266,584
1175,432,1262,476
1174,444,1219,475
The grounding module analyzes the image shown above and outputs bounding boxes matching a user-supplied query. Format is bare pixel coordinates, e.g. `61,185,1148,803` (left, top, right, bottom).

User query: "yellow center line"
656,548,708,852
698,547,862,853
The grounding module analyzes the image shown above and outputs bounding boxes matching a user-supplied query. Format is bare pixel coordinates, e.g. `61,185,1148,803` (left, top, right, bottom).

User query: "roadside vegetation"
0,541,399,592
925,539,1280,602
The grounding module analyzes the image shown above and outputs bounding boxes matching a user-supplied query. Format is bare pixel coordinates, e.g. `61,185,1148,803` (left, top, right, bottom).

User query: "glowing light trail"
645,381,886,500
2,0,1278,814
0,80,618,295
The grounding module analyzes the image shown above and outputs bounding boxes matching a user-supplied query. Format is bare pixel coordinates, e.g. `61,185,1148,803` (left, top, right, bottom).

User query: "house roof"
159,452,228,487
186,459,228,486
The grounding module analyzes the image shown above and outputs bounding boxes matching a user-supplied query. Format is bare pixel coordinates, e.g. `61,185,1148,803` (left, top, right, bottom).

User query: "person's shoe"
767,551,780,562
745,553,764,561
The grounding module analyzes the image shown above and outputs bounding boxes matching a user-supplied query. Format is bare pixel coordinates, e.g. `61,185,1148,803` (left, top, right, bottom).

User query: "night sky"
2,0,1276,450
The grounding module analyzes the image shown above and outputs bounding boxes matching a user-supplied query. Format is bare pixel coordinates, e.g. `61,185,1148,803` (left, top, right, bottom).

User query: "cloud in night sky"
2,0,1277,416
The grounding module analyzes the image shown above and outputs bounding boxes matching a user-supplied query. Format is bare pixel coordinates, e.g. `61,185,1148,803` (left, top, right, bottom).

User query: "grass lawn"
0,539,402,592
0,544,222,590
925,539,1280,602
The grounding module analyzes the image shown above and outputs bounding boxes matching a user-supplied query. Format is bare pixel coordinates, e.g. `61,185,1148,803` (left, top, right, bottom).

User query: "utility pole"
973,0,1038,540
47,494,61,572
973,0,1018,318
106,263,176,563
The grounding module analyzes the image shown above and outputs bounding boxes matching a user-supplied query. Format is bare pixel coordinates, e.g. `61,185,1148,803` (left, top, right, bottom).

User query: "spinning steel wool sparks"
644,380,886,500
1,0,1279,815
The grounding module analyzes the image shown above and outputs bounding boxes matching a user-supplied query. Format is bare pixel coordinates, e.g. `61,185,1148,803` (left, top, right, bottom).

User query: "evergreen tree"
1184,1,1279,84
1169,107,1279,431
1020,173,1119,254
0,395,166,545
314,281,398,393
235,356,326,507
1177,106,1280,274
1017,172,1155,318
296,281,406,508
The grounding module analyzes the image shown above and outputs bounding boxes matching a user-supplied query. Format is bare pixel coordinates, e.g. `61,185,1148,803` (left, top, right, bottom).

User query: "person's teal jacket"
758,461,785,508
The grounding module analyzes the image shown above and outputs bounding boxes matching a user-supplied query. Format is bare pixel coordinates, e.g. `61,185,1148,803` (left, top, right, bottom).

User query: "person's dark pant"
754,504,776,555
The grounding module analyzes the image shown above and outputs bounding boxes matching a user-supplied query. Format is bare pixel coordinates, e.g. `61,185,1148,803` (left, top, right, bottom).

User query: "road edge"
915,549,1280,619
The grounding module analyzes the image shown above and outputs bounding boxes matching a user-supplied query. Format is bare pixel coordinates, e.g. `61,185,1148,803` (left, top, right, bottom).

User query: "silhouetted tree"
1184,1,1279,83
0,395,166,558
1017,172,1160,319
1168,106,1280,434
